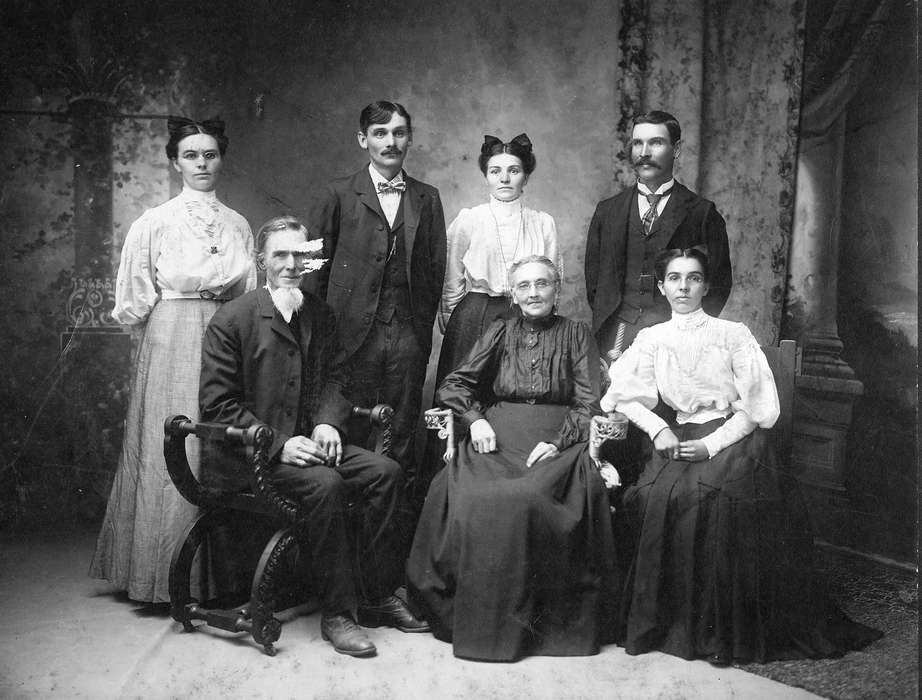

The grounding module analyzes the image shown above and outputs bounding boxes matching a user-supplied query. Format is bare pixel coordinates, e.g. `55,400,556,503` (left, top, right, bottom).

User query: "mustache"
381,148,403,156
632,157,659,168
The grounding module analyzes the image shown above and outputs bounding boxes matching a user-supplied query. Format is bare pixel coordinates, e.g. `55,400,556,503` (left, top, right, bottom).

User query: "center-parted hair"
478,133,537,175
256,215,308,255
165,116,229,159
508,254,560,287
359,101,412,135
653,247,710,283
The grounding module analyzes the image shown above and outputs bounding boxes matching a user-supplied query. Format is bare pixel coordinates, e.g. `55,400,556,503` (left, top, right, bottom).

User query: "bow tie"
377,180,406,194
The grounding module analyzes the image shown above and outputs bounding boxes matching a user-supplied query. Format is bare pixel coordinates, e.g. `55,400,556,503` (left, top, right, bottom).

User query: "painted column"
787,112,863,545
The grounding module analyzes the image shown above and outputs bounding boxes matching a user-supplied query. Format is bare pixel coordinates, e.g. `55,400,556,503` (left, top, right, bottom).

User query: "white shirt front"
113,186,256,325
637,177,675,221
601,308,780,458
439,197,559,332
368,163,404,228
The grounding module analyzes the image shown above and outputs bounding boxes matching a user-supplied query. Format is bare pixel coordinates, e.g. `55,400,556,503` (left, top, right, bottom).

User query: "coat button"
288,349,295,357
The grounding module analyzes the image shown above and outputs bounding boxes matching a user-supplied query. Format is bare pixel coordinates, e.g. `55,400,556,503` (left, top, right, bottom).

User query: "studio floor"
0,526,915,700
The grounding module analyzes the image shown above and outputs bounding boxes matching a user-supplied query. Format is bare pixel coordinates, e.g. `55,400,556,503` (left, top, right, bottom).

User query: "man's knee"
272,463,347,505
374,454,403,487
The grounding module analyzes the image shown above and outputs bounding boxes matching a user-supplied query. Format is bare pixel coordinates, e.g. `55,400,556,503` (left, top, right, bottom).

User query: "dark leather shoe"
358,595,430,633
320,613,377,657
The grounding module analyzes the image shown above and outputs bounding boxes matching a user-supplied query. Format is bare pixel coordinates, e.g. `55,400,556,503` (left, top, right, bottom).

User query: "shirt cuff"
700,412,757,457
617,401,669,441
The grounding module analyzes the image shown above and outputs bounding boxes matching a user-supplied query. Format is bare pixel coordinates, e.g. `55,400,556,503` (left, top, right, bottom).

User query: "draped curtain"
783,0,891,370
615,0,805,344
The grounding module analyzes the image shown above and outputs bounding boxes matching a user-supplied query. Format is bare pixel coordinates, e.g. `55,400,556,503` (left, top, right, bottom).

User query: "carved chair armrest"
589,412,629,489
351,404,394,456
164,415,298,522
424,407,456,464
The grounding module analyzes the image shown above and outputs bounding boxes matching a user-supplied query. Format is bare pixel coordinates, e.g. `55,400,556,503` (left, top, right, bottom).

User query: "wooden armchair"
164,405,393,656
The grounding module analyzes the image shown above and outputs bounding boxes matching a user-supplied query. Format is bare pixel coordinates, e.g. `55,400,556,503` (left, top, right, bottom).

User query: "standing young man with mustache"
308,101,446,513
584,110,732,363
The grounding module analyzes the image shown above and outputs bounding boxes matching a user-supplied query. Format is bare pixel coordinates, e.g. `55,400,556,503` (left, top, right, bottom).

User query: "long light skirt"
89,299,221,603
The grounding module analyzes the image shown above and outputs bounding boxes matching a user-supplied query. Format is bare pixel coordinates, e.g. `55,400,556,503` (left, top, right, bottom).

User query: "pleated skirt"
618,419,882,662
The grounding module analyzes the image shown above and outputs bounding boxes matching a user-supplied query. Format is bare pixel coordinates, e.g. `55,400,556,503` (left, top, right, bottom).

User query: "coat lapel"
258,287,298,346
355,169,388,225
653,182,695,245
402,174,421,280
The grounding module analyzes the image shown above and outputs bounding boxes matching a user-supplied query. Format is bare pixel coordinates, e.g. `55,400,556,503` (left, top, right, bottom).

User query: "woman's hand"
677,440,709,462
469,419,497,454
526,441,559,468
653,428,681,460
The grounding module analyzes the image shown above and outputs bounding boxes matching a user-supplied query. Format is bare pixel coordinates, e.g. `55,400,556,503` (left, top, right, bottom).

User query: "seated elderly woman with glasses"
406,255,619,662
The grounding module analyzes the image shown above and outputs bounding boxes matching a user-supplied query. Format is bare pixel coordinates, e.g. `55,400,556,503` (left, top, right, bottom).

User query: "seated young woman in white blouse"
601,247,880,666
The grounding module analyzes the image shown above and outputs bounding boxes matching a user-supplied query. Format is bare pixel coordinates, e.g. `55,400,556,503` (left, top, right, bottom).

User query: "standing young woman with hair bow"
90,116,256,603
434,133,560,389
412,135,561,508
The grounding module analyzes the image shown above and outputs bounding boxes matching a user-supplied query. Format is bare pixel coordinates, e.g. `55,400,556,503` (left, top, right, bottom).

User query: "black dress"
407,314,618,661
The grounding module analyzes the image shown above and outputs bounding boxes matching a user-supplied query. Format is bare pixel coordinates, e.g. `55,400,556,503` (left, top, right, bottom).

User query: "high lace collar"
670,307,710,331
179,185,219,204
489,194,524,216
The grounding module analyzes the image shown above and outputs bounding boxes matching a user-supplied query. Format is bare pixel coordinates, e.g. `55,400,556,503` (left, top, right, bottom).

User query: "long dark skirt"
618,419,881,663
434,291,513,393
407,402,619,661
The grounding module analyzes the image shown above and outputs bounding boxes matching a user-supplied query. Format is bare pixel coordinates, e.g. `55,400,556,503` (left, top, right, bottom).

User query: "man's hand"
280,435,328,468
469,419,497,454
526,441,559,468
653,427,681,460
311,424,343,467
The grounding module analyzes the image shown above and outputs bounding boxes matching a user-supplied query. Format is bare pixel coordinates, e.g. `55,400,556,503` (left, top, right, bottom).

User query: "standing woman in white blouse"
601,248,880,665
90,117,256,603
434,134,559,389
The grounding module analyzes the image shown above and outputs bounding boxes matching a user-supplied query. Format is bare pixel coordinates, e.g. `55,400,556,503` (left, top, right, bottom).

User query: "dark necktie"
641,188,672,236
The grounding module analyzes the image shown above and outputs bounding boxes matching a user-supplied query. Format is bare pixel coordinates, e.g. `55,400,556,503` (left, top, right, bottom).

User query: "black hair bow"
481,133,532,155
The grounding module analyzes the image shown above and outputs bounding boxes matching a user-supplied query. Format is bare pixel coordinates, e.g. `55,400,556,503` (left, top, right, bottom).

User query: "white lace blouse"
113,187,256,325
600,308,780,457
439,196,558,331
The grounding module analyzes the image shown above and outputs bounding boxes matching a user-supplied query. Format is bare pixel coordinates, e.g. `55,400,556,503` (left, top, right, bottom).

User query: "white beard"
268,286,304,322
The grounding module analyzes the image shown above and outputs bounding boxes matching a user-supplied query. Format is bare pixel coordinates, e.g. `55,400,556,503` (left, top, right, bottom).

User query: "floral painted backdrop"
614,0,805,344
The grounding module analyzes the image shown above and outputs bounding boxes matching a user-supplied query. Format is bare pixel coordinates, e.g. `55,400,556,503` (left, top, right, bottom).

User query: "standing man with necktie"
307,100,446,511
584,110,732,363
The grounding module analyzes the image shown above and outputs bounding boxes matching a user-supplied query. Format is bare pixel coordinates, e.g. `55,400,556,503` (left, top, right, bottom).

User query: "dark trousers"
347,317,427,486
268,444,404,615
